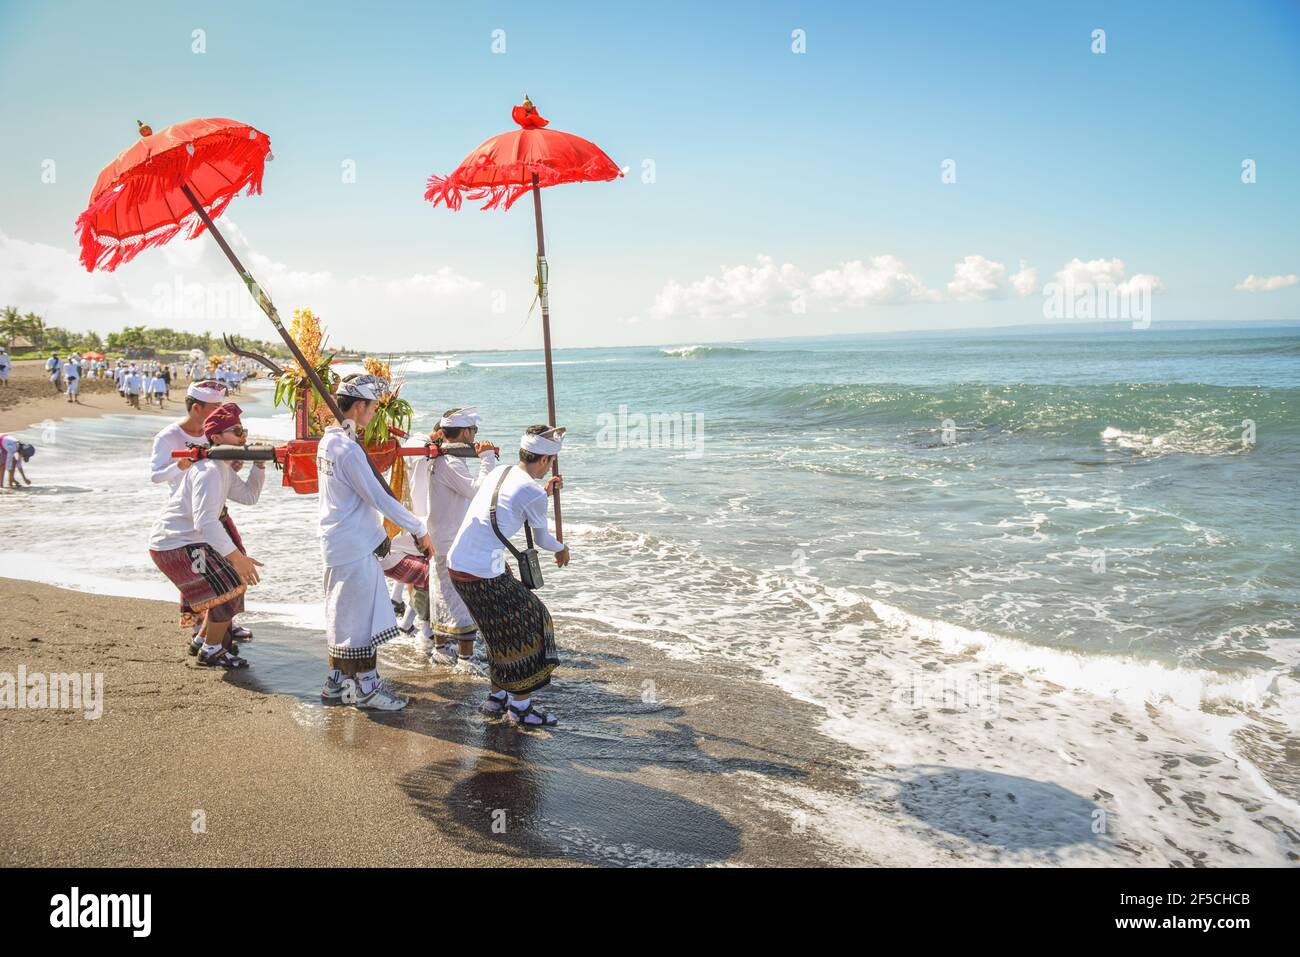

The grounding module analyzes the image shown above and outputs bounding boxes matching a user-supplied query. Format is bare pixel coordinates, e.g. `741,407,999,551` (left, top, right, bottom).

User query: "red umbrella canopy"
425,98,621,211
77,117,271,272
82,351,106,360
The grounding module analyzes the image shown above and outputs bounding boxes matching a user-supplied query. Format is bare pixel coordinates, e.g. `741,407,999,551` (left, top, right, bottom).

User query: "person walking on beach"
45,353,62,394
421,407,497,676
0,433,34,489
64,354,81,404
317,373,432,711
125,367,142,409
151,370,167,409
380,530,430,636
148,403,265,669
447,425,569,727
0,347,11,387
150,379,251,650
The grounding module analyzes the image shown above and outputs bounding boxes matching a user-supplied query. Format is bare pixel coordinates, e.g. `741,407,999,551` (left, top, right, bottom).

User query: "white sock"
358,669,380,694
400,605,416,630
329,669,344,684
508,696,530,711
200,642,223,656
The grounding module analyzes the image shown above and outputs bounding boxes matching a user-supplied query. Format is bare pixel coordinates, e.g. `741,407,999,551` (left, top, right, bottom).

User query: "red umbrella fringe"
76,129,269,272
424,156,620,212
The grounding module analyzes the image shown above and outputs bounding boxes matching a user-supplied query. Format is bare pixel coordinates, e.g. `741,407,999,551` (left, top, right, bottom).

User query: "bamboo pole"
530,173,563,541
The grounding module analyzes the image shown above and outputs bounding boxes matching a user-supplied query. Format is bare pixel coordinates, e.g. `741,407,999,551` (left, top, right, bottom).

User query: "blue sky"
1,0,1297,351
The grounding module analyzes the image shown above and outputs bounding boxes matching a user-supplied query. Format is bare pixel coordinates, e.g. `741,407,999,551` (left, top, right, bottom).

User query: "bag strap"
489,466,534,559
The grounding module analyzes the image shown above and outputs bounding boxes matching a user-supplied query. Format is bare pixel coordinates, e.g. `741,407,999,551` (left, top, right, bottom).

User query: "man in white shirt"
125,367,142,409
64,355,81,404
148,403,266,668
0,347,10,387
447,425,569,727
416,407,497,676
150,380,239,646
45,353,62,394
317,373,432,711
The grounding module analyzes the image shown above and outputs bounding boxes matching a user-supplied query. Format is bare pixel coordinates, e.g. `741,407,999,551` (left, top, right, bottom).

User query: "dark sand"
0,578,865,867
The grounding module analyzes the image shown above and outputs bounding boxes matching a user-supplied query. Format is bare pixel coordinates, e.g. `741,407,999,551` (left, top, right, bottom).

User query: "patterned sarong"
176,511,244,627
430,555,476,640
150,544,245,623
451,568,558,694
382,554,429,590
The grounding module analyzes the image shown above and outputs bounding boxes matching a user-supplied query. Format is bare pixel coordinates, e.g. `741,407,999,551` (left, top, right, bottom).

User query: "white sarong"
323,553,399,660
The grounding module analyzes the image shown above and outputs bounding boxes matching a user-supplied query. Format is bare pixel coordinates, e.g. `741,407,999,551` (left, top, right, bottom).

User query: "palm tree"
0,306,21,344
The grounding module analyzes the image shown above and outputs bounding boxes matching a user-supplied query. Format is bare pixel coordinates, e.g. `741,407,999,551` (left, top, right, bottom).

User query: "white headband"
187,380,226,403
439,407,480,428
338,374,388,401
520,429,564,455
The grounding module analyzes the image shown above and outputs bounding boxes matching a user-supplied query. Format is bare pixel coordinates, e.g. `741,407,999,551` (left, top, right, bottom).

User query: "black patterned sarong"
451,568,558,694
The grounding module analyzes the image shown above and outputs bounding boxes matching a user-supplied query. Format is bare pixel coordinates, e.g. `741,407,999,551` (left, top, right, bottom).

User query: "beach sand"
0,358,172,434
0,577,863,867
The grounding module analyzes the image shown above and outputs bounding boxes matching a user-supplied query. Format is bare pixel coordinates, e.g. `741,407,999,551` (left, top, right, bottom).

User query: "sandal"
197,648,249,669
188,637,238,656
479,693,508,716
230,624,254,641
505,702,558,727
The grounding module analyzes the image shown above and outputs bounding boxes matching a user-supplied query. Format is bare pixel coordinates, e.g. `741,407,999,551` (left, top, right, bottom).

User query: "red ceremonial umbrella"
425,97,621,538
76,117,402,502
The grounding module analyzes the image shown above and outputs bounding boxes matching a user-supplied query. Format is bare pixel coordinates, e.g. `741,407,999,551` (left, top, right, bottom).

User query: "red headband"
203,402,244,440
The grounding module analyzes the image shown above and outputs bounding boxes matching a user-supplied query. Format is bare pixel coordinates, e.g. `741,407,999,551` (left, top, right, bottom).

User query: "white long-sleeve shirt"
150,421,209,492
316,425,424,567
427,446,498,553
149,458,265,555
448,463,563,579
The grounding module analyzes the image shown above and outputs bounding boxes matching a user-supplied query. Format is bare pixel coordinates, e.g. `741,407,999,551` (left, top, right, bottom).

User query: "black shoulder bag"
489,466,544,590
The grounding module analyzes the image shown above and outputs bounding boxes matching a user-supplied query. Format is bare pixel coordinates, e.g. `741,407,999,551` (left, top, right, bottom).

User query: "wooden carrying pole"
530,173,563,540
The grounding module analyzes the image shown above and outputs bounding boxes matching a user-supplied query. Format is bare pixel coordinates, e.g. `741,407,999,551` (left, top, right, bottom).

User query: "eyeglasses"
225,426,247,438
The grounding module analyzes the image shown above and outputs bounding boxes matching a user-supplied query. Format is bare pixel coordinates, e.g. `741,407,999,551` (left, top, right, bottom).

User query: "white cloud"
1009,259,1038,297
947,255,1009,301
811,256,942,306
650,255,805,319
382,269,483,296
0,231,125,316
1053,258,1165,295
0,226,485,348
1234,273,1298,293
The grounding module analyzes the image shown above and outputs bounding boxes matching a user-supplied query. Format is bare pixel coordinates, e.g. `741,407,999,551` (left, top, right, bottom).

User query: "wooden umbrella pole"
530,173,563,541
179,184,400,502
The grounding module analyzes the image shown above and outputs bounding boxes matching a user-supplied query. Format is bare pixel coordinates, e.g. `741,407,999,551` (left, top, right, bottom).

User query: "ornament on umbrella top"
137,120,153,137
512,95,549,130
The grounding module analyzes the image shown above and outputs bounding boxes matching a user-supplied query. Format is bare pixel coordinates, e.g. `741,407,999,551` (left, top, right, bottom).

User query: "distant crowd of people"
37,352,257,411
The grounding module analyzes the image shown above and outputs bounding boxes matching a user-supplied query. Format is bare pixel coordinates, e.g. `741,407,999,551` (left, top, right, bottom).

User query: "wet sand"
0,577,862,867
